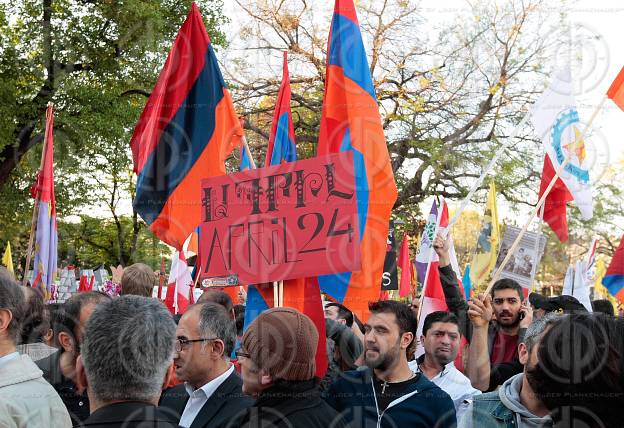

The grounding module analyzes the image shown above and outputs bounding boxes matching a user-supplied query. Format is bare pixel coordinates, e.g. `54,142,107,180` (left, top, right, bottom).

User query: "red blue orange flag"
603,235,624,304
32,104,58,295
316,0,398,321
131,3,242,249
265,51,297,166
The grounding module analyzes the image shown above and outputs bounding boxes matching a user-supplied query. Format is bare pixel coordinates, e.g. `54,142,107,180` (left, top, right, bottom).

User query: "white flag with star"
530,68,593,220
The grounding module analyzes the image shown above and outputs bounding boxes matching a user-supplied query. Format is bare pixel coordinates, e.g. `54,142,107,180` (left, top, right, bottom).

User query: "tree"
227,0,562,222
0,0,226,269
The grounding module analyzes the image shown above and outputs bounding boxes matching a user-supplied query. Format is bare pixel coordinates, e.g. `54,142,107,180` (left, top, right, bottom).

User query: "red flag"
607,66,624,112
398,234,412,297
282,278,328,379
88,274,94,291
538,155,573,242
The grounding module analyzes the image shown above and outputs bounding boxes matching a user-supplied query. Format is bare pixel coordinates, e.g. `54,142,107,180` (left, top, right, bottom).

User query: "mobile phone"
519,311,525,321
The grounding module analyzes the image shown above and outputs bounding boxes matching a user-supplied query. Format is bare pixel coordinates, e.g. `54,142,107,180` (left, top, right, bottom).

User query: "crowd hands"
0,234,622,428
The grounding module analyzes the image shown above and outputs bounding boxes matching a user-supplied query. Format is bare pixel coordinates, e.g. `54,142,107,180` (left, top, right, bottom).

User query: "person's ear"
162,362,175,390
58,331,75,353
420,334,425,346
400,332,414,350
75,355,88,395
518,342,529,365
211,339,225,359
0,309,13,336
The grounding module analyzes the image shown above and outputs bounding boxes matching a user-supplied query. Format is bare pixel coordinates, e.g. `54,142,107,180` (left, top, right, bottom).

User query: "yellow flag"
470,182,500,288
2,242,13,274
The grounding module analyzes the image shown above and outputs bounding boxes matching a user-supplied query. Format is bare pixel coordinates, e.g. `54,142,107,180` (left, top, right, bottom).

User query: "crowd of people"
0,237,623,427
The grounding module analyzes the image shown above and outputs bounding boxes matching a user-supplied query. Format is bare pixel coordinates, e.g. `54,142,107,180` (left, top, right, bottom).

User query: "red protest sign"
199,152,360,284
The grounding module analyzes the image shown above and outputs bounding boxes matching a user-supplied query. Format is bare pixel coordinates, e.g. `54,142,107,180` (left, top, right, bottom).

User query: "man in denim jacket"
458,314,558,428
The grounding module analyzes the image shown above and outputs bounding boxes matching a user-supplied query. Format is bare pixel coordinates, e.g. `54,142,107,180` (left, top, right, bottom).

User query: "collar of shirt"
411,357,451,380
0,351,19,368
179,365,234,428
184,364,234,399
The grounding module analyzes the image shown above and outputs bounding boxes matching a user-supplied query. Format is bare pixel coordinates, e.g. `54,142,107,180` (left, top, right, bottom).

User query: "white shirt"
409,359,481,421
179,364,235,428
0,352,19,369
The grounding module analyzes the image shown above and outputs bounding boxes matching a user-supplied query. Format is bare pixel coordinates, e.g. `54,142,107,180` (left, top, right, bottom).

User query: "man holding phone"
432,234,532,391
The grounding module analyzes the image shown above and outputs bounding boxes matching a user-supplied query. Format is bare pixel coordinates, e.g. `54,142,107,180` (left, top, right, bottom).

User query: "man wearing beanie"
231,307,348,428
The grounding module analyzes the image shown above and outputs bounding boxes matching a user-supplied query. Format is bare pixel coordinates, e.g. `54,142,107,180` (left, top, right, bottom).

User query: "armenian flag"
131,3,242,249
265,51,297,166
32,104,58,295
316,0,398,321
603,235,624,304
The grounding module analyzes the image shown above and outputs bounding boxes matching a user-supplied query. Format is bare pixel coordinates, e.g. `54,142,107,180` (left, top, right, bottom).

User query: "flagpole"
528,204,544,292
23,103,53,286
445,111,531,232
485,96,607,295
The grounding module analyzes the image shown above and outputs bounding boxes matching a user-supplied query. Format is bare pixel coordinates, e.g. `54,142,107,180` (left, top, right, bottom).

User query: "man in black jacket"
36,291,110,425
433,234,532,391
159,302,252,427
234,307,348,428
76,295,177,427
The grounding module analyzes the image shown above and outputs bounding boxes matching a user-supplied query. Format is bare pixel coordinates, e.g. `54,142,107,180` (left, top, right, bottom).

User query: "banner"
199,152,360,284
381,220,398,290
494,225,546,288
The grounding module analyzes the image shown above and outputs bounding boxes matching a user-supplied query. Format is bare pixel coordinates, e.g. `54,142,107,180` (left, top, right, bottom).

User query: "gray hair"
523,312,562,355
0,271,25,344
196,302,236,357
82,295,176,402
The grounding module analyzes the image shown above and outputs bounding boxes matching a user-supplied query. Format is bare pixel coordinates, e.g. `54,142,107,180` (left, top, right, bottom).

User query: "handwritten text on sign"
199,152,361,284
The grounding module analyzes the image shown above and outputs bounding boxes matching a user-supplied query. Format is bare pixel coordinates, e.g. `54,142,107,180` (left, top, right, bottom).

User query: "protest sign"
199,152,360,284
494,225,546,288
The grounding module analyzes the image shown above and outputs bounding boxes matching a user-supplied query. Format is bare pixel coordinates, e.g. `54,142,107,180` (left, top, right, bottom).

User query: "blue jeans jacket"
468,391,516,428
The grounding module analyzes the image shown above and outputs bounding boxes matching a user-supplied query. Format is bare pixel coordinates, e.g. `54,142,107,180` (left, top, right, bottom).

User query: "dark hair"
368,300,417,339
0,271,25,343
56,291,111,349
422,311,459,336
490,278,523,300
46,303,63,347
325,302,354,327
20,286,48,344
591,299,614,316
198,289,233,313
530,313,624,427
233,304,245,337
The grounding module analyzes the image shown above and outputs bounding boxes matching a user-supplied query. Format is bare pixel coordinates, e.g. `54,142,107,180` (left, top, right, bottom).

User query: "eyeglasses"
235,350,251,359
175,337,218,352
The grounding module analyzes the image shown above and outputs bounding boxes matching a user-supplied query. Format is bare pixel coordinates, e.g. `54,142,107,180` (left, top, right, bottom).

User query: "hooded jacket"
0,353,72,428
324,367,456,428
458,373,553,428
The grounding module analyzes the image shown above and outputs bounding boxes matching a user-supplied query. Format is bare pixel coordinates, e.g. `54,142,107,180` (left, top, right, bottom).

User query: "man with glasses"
160,302,252,428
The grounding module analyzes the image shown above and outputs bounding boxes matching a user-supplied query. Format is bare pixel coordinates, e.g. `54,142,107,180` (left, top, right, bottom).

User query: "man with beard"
409,311,480,420
529,313,624,428
325,300,456,427
458,313,559,428
36,291,110,425
433,235,531,390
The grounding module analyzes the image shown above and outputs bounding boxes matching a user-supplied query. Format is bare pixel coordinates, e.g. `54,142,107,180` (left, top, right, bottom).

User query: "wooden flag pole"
484,96,607,296
445,112,531,232
23,103,53,286
528,204,545,292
